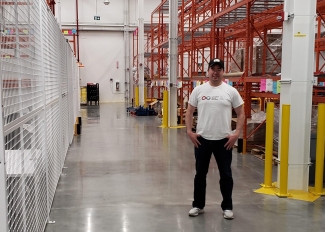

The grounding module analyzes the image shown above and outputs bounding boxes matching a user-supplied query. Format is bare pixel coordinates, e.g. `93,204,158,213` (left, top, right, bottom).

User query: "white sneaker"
223,210,234,219
189,207,204,217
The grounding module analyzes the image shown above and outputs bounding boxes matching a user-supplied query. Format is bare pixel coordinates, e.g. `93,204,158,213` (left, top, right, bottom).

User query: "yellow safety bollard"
135,86,139,107
243,139,247,154
162,90,169,128
313,103,325,195
144,87,147,108
275,104,291,198
74,117,81,135
261,102,275,188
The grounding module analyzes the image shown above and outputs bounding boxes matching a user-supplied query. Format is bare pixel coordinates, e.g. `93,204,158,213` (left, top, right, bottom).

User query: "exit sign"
94,16,100,20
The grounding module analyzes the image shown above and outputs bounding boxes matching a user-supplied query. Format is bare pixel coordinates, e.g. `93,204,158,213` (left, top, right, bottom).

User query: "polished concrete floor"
45,103,325,232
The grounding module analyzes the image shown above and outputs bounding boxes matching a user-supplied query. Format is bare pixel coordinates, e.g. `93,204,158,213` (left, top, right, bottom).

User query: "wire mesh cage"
0,1,79,231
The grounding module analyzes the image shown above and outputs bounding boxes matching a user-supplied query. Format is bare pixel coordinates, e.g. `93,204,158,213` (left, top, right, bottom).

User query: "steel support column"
124,0,130,105
138,0,145,106
169,0,178,127
279,0,316,191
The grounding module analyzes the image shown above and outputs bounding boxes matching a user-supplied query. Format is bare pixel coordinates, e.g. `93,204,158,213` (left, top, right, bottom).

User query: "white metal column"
138,0,145,106
124,0,131,105
168,0,178,127
279,0,317,191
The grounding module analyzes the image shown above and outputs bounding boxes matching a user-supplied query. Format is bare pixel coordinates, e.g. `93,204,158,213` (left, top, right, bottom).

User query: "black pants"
192,137,233,210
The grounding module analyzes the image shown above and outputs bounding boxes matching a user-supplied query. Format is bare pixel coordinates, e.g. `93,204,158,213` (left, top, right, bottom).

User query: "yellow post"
261,102,275,188
275,104,291,197
162,90,168,128
313,103,325,195
243,139,247,154
144,87,147,108
135,86,139,107
74,124,77,135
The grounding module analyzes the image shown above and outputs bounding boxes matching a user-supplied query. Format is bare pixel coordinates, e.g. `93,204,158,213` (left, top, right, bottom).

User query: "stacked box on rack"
87,83,99,105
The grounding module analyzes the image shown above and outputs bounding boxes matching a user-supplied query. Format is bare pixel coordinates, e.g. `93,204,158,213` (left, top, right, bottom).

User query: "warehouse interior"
0,0,325,232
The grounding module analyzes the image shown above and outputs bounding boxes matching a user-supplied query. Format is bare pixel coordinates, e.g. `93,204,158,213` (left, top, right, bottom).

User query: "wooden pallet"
251,148,278,165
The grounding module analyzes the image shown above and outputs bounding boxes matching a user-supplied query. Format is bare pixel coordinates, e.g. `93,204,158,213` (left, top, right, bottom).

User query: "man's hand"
187,131,201,148
225,133,239,150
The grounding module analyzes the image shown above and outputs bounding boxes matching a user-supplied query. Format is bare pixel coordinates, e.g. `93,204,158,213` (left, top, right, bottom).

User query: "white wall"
129,0,162,24
58,0,161,103
79,31,125,102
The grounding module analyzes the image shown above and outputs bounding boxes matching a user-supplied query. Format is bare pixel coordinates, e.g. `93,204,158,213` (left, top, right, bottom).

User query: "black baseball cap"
208,58,224,70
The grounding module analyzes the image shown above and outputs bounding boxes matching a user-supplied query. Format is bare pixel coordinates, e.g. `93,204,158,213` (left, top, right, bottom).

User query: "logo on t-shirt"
201,96,225,100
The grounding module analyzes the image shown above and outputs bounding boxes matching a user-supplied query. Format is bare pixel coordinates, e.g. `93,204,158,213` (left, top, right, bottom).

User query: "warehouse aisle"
45,103,325,232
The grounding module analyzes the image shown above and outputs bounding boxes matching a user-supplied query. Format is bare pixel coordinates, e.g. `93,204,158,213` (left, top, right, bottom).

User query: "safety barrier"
162,90,169,128
310,103,325,196
261,102,275,188
275,104,291,197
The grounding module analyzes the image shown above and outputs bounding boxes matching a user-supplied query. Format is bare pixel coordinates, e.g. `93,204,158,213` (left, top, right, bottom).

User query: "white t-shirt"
188,82,244,140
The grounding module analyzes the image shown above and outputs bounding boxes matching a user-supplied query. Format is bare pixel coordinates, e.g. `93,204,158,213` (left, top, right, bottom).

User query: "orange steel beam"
154,3,284,52
318,52,325,71
225,16,283,37
224,45,242,71
179,0,185,124
211,0,217,58
318,0,325,11
151,0,168,16
150,14,155,96
316,10,325,74
250,22,281,67
246,120,266,140
224,6,284,38
191,0,252,31
241,1,251,143
224,4,284,28
249,15,254,75
262,28,267,75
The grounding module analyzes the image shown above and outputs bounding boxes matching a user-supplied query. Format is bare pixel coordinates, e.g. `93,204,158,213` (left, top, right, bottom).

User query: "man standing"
185,58,245,219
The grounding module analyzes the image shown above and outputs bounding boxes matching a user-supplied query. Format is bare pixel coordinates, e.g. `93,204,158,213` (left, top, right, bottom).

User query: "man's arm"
225,104,245,150
185,103,201,148
185,104,195,134
233,104,245,137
